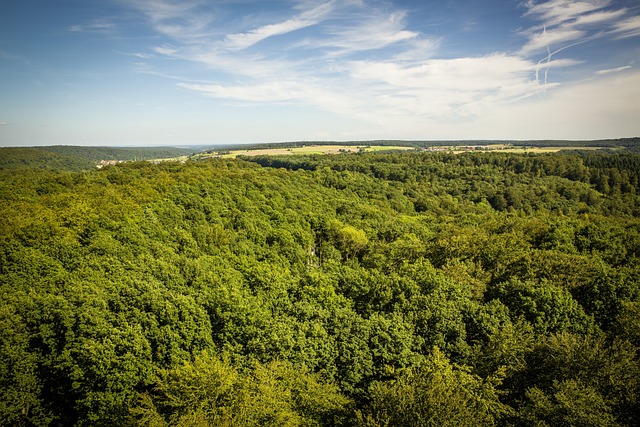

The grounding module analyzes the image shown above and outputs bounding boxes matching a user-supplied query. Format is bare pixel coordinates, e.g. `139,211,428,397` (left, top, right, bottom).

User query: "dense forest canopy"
1,149,639,426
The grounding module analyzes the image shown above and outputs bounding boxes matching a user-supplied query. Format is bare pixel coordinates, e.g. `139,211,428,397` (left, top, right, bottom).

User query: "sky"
1,0,639,146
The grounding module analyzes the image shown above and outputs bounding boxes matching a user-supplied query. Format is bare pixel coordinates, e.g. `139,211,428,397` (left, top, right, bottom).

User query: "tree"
356,347,511,427
0,303,49,426
521,380,617,427
332,223,369,260
487,278,596,336
130,351,351,427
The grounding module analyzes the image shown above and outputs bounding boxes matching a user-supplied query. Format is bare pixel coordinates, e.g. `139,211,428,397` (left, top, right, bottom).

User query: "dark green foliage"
0,147,95,171
39,146,197,163
515,333,640,426
0,146,198,171
487,278,596,335
1,151,640,426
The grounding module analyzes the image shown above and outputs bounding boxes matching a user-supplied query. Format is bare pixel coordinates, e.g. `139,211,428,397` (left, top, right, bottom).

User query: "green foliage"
1,151,640,425
0,304,49,426
130,351,351,427
521,380,618,427
488,278,597,336
0,146,197,171
517,332,640,426
357,347,511,427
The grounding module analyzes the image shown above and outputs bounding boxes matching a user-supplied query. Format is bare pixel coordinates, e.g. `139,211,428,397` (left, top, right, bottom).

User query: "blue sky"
1,0,639,146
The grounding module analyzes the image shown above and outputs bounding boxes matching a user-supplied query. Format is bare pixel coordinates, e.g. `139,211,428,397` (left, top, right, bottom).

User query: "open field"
498,146,607,153
202,144,416,158
166,143,614,164
441,144,608,154
209,144,608,159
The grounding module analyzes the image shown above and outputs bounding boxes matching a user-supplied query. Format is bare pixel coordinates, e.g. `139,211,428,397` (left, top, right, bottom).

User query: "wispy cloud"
350,55,534,91
223,1,336,50
125,0,206,23
573,9,626,26
0,49,30,64
520,28,586,55
124,0,215,40
519,0,626,55
68,19,116,33
612,16,640,39
116,51,156,59
179,81,304,103
519,0,639,87
0,50,19,60
120,0,639,131
523,0,610,26
311,11,420,55
595,65,632,75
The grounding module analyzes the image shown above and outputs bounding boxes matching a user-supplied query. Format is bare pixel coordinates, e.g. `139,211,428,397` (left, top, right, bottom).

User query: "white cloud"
612,16,640,39
122,0,640,139
350,55,534,91
534,58,582,70
178,53,561,126
520,28,586,55
224,18,317,50
179,82,303,103
520,1,636,56
125,0,215,40
524,0,610,26
518,0,639,90
152,46,179,56
595,65,632,75
465,71,640,140
573,9,626,26
223,1,336,50
316,11,420,54
126,0,204,23
68,20,115,33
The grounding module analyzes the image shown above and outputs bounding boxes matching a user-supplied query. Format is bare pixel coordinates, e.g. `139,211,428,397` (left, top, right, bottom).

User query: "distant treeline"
0,146,199,171
3,139,639,173
213,137,640,152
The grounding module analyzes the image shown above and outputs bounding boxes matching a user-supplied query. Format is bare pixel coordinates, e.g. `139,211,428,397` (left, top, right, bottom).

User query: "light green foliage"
130,351,351,427
335,225,369,259
357,347,511,427
522,380,618,427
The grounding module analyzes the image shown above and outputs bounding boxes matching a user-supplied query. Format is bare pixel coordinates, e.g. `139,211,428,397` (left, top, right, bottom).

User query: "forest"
1,148,640,426
0,146,198,171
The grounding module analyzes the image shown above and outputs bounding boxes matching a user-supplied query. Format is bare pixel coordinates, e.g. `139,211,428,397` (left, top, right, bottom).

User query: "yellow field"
193,144,608,160
499,146,605,153
209,145,416,158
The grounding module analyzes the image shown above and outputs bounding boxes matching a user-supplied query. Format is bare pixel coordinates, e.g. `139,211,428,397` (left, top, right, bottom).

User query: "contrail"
544,43,551,85
535,32,595,92
534,25,546,87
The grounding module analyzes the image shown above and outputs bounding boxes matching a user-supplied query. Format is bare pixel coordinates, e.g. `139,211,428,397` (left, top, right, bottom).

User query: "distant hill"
0,146,199,171
210,137,640,152
39,146,198,162
0,147,95,171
